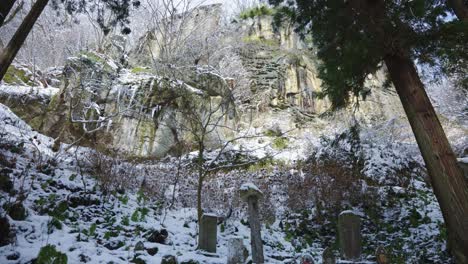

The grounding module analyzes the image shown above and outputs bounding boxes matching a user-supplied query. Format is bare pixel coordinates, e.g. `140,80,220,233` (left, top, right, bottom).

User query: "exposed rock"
68,193,101,208
8,202,27,220
148,229,168,244
227,237,248,264
134,241,145,251
6,251,20,260
161,255,178,264
146,247,158,256
0,216,13,246
104,240,125,250
131,257,146,264
180,260,199,264
0,172,13,193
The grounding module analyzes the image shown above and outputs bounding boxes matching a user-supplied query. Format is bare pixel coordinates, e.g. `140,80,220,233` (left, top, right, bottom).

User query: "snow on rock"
0,85,59,102
239,182,262,193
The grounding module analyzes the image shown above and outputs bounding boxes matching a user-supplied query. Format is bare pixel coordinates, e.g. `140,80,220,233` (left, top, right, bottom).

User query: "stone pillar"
322,247,336,264
338,210,361,260
240,183,264,264
227,237,248,264
376,246,389,264
457,159,468,180
198,214,217,253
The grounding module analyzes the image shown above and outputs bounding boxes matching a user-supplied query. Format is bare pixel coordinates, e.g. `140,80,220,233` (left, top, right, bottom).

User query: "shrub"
36,245,67,264
239,5,275,20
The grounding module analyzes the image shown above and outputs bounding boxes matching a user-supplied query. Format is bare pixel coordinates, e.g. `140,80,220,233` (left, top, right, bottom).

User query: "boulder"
148,229,168,244
0,216,13,246
161,255,178,264
227,237,248,264
8,202,27,220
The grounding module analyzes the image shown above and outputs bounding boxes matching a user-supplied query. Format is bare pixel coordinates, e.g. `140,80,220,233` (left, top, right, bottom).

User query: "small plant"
47,218,62,234
89,223,97,237
118,195,129,205
139,207,149,221
121,215,130,226
239,5,275,20
272,137,289,150
131,210,140,222
36,245,67,264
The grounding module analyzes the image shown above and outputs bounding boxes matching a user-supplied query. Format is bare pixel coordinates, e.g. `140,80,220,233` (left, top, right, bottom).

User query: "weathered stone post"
376,246,389,264
338,210,361,260
240,183,264,263
198,213,218,253
227,237,248,264
457,158,468,180
322,247,336,264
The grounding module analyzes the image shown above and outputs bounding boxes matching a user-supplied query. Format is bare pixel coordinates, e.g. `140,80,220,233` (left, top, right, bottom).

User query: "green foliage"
131,210,140,222
49,201,69,221
139,207,149,221
89,223,97,237
121,215,130,226
68,174,77,181
272,137,289,150
118,195,129,205
136,189,146,205
3,65,35,86
239,5,275,20
270,0,468,106
36,245,67,264
131,67,152,74
48,218,62,234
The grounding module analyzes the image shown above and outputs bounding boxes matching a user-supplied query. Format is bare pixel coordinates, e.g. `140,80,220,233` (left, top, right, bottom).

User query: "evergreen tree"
269,0,468,262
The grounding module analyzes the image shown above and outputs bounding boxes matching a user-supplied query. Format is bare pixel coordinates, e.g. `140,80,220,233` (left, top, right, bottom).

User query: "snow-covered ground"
0,98,459,263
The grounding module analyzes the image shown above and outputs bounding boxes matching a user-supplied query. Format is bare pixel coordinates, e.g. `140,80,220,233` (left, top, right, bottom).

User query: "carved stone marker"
198,213,218,253
240,183,264,264
300,254,315,264
376,246,389,264
322,247,336,264
338,210,361,260
227,237,248,264
457,159,468,180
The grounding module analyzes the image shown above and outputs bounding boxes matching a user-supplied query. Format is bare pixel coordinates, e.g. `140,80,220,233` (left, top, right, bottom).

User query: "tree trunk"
0,0,16,27
197,172,203,222
196,143,205,223
0,0,49,82
384,53,468,263
448,0,468,21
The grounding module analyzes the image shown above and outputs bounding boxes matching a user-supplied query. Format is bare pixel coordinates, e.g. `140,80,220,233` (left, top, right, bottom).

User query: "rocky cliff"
0,4,465,159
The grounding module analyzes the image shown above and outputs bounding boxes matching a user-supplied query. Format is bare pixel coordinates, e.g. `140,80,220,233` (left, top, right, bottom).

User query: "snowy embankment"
0,97,459,263
0,103,298,263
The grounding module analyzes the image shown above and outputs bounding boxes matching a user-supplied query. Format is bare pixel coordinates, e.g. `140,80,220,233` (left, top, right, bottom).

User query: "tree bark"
197,142,205,223
0,0,16,27
384,53,468,263
448,0,468,21
0,0,49,82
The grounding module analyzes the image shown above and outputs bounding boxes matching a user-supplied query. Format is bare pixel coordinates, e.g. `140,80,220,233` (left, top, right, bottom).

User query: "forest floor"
0,102,456,263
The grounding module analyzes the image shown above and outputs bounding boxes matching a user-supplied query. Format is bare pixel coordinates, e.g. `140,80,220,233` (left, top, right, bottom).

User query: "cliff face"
0,4,435,159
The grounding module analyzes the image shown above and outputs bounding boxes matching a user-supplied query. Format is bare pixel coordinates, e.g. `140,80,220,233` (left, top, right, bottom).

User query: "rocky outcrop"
32,51,234,158
0,4,449,159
